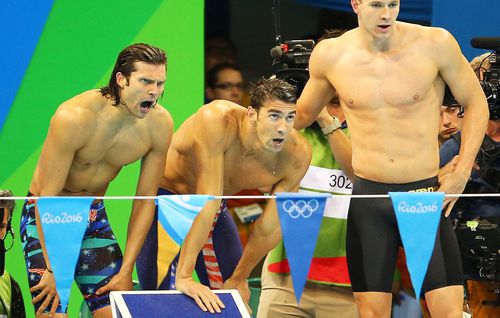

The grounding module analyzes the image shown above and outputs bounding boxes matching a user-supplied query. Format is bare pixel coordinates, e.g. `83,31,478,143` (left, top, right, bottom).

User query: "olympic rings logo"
281,199,319,218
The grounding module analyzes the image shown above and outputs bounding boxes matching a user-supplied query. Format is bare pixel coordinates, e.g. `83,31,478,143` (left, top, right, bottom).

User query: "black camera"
271,39,314,98
480,52,500,120
454,217,500,283
470,37,500,120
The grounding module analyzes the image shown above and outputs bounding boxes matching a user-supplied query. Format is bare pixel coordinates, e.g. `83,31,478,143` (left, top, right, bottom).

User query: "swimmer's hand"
222,277,252,315
315,107,333,128
96,271,133,295
438,156,470,216
31,269,60,316
176,276,225,313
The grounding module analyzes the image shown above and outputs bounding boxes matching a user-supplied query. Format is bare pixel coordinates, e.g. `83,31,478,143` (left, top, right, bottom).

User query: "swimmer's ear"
247,106,258,125
351,0,360,13
116,72,127,89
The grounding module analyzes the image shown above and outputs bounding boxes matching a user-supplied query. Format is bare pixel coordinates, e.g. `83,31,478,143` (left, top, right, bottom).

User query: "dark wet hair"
249,77,297,111
100,43,167,106
443,84,460,107
317,28,347,43
0,190,15,216
206,63,243,88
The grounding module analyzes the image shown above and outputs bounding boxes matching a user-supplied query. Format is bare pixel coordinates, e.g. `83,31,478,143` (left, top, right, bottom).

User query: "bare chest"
332,52,438,109
223,149,281,193
74,124,151,168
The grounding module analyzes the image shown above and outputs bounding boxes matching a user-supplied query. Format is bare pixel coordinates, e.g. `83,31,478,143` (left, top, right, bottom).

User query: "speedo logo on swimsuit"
408,186,438,193
42,212,84,224
397,201,439,213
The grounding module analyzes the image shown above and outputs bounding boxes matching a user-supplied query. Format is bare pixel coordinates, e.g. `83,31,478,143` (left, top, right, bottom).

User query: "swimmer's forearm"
326,130,354,179
121,199,156,273
177,201,220,278
456,98,489,172
176,230,210,279
294,105,316,130
34,206,52,270
232,227,281,280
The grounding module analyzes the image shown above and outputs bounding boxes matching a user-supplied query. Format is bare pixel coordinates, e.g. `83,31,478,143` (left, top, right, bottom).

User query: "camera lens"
276,70,310,98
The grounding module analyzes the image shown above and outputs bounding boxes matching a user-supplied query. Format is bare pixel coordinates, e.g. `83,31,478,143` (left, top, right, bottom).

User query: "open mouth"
140,100,156,109
378,25,390,30
272,138,285,145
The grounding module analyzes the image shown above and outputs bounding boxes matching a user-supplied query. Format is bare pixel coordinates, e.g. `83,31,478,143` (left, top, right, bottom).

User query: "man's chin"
266,143,284,153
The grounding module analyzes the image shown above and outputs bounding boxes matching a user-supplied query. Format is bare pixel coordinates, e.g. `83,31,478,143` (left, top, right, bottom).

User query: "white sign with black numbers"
299,166,352,219
300,166,352,195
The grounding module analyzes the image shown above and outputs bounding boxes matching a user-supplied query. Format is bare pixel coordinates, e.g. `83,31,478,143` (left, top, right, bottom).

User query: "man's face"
353,0,400,37
252,98,296,153
439,106,463,143
117,61,166,118
206,68,245,105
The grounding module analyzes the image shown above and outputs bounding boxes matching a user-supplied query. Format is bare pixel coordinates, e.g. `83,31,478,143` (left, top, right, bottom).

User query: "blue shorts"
20,194,123,313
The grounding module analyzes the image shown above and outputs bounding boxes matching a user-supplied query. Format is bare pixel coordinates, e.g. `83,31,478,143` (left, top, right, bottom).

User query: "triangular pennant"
276,192,328,303
389,192,444,298
37,196,94,312
157,195,212,245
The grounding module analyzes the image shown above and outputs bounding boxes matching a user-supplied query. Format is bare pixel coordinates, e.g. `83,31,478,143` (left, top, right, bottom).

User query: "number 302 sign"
329,174,352,190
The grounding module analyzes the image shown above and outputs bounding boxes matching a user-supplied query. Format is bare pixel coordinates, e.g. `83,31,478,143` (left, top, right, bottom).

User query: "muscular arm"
31,105,91,314
123,112,173,275
175,104,232,312
435,29,489,213
225,138,312,293
315,108,354,179
295,41,338,129
35,106,90,265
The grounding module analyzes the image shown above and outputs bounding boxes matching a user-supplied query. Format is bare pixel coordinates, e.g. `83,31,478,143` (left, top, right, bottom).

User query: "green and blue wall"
0,1,204,316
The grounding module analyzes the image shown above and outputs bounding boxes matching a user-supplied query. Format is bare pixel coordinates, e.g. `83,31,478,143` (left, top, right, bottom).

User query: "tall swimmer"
291,1,489,317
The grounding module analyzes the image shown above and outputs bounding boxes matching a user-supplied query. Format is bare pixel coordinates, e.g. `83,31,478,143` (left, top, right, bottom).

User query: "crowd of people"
2,1,500,317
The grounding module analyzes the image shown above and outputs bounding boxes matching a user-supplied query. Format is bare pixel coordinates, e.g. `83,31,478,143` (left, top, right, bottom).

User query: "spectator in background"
206,63,246,105
0,190,26,318
439,85,464,146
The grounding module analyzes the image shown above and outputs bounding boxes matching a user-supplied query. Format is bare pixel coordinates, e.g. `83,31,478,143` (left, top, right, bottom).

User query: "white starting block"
110,290,251,318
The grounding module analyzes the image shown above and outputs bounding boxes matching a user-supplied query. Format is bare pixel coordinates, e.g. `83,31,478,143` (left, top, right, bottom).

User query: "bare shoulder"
51,90,101,131
427,25,455,42
281,130,312,169
194,100,243,136
311,33,347,61
310,29,357,72
44,91,104,147
405,23,457,50
420,26,462,65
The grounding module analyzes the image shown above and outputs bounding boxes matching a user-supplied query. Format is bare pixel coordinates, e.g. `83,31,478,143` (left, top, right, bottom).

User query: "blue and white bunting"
157,195,212,245
275,192,329,303
37,197,94,312
389,192,444,299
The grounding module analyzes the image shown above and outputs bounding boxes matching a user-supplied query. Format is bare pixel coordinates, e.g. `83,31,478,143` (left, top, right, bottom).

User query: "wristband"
321,116,342,135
